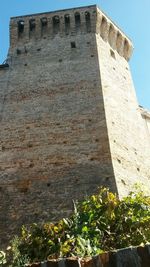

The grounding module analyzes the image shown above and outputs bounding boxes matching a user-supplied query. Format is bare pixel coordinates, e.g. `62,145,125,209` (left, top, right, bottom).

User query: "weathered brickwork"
0,5,150,247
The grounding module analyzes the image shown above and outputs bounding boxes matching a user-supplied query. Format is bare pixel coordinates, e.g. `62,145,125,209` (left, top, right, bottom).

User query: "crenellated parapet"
96,8,133,61
9,5,133,61
10,6,96,46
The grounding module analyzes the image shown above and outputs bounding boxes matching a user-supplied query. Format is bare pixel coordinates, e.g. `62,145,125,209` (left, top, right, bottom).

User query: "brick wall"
0,5,150,247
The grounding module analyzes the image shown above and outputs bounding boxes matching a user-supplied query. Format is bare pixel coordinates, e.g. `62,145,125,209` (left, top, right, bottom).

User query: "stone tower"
0,5,150,246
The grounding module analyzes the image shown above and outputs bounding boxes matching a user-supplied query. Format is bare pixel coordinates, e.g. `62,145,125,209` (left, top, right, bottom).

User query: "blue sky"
0,0,149,109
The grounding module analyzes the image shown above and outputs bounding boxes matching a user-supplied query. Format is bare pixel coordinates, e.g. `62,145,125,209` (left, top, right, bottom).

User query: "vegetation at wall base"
0,251,7,265
2,185,150,267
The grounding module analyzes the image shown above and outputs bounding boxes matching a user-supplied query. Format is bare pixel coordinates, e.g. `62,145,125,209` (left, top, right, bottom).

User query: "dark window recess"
64,14,70,34
16,48,21,55
75,12,81,31
100,17,107,39
85,11,91,32
121,179,126,185
117,159,121,164
71,41,76,48
110,49,116,59
29,19,36,32
18,20,24,36
41,17,48,27
53,16,60,34
41,17,48,36
1,146,5,151
24,46,28,53
124,39,129,59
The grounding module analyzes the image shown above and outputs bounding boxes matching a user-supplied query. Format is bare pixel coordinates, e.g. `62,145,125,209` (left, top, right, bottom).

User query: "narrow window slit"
29,19,36,32
64,14,70,35
85,11,91,32
75,12,81,32
53,16,60,34
41,17,47,27
18,20,24,38
100,17,107,40
41,17,48,36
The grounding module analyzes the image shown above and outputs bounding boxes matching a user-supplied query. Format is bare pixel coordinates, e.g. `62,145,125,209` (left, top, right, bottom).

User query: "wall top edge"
11,4,97,19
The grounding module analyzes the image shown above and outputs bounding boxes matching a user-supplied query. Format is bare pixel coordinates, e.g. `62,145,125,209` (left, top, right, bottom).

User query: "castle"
0,5,150,246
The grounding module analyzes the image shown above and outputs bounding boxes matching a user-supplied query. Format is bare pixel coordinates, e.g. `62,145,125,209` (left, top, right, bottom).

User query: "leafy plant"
0,250,7,265
7,186,150,266
8,237,29,267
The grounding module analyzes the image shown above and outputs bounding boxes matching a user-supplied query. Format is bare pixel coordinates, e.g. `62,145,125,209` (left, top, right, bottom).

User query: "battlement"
9,5,133,61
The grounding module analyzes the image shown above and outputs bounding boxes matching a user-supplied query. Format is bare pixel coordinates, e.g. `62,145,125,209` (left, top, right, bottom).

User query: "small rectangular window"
71,42,76,48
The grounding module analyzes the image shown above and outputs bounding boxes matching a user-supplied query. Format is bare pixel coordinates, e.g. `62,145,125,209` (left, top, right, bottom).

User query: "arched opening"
64,14,70,35
100,17,107,40
75,12,81,31
116,32,123,54
108,25,115,47
85,11,91,32
18,20,24,37
29,19,36,32
41,17,48,28
41,17,48,36
53,16,60,34
124,39,129,60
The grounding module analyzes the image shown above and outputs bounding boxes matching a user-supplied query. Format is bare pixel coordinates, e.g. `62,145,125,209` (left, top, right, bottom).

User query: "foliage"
6,186,150,266
8,237,29,267
0,250,7,265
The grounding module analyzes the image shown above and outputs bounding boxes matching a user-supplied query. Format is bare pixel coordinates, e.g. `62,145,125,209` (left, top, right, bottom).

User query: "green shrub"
8,186,150,266
0,250,7,265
